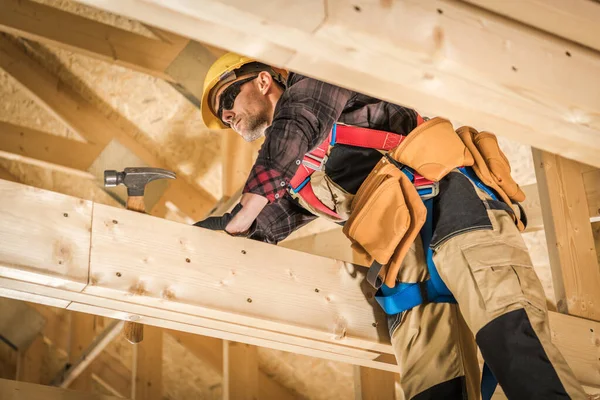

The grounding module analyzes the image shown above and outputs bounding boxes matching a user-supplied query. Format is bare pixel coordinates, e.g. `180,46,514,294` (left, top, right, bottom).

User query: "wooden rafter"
0,121,99,179
533,150,600,320
462,0,600,53
0,378,122,400
0,180,598,387
73,0,600,168
0,0,187,80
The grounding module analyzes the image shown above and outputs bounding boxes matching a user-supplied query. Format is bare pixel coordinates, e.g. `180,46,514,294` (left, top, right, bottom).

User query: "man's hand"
225,192,268,234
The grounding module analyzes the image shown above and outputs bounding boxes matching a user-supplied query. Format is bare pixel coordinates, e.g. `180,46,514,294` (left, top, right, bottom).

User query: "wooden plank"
15,334,45,384
73,0,600,168
68,312,96,391
0,180,92,291
0,377,122,400
132,325,162,400
0,298,45,350
533,150,600,319
548,311,600,389
169,330,296,399
583,169,600,222
91,352,132,398
354,366,396,400
462,0,600,53
0,166,18,183
0,121,101,177
0,0,182,80
223,340,259,400
0,180,598,384
55,320,124,389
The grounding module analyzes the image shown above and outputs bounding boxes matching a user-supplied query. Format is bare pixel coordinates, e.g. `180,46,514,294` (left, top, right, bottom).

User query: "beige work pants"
389,208,586,399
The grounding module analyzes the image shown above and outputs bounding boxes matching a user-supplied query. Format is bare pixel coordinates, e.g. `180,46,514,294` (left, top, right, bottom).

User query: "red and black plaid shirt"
244,73,420,243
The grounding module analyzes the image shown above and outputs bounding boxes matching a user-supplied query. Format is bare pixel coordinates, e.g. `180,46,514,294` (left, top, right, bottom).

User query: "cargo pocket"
344,174,411,265
461,242,546,313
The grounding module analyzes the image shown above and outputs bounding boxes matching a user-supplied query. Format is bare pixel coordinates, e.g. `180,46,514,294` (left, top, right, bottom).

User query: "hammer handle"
125,195,146,343
127,196,146,213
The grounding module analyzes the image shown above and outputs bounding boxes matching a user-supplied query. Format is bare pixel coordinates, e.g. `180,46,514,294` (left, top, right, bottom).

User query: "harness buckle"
416,182,440,201
302,154,328,171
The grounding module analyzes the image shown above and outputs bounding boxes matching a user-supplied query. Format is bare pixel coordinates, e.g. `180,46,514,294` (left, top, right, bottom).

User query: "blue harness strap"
372,166,498,399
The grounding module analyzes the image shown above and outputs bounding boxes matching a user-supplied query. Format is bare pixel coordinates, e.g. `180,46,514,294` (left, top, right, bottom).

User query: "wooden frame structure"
0,0,599,398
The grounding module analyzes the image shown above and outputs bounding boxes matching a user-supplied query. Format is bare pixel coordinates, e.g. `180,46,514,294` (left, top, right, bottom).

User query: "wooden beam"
15,334,44,384
24,304,133,398
67,312,96,391
73,0,600,168
0,166,18,183
0,34,216,219
132,326,162,400
0,377,123,400
91,352,132,398
583,169,600,222
533,150,600,319
168,330,296,399
461,0,600,53
0,0,184,80
54,320,124,389
0,121,99,179
0,181,599,386
354,366,396,400
0,298,45,350
223,341,259,400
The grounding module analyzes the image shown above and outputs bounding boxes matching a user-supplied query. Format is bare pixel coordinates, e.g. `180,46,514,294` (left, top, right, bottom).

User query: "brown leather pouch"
342,160,411,268
456,126,526,231
474,131,525,202
384,172,427,287
388,117,474,181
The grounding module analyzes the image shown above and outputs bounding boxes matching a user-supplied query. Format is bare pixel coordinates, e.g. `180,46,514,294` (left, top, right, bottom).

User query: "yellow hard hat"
201,52,287,129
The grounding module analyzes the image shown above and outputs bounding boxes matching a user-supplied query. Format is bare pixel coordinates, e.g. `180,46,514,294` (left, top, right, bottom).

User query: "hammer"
104,167,176,344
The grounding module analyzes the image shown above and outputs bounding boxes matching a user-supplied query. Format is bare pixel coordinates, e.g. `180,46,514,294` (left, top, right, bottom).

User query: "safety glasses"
217,76,257,126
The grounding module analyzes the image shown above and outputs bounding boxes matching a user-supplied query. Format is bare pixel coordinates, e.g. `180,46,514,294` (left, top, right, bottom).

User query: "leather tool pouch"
456,126,526,231
342,161,411,272
343,117,469,287
388,117,474,181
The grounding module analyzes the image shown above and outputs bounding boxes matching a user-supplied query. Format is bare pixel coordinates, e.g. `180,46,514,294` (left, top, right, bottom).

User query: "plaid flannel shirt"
244,72,420,243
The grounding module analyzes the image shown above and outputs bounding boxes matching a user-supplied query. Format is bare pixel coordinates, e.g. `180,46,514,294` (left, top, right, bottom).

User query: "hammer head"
104,167,176,196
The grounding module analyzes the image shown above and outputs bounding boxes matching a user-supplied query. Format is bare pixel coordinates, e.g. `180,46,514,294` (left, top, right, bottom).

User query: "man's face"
213,72,273,142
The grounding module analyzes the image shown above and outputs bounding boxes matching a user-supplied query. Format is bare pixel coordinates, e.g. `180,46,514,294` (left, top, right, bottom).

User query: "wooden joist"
0,180,598,387
0,0,187,80
223,341,259,400
0,377,122,400
132,326,162,400
0,121,99,179
533,150,600,319
462,0,600,53
354,366,396,400
73,0,600,168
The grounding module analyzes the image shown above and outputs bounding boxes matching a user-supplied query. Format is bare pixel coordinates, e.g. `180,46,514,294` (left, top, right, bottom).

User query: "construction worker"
195,53,586,399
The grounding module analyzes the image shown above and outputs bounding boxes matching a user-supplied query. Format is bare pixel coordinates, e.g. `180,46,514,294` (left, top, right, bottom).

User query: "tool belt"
342,117,526,289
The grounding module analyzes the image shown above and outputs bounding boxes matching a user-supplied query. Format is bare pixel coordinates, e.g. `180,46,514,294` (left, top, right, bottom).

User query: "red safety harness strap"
289,117,426,218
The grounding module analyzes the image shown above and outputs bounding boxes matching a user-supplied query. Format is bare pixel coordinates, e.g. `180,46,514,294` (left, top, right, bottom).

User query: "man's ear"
256,71,273,95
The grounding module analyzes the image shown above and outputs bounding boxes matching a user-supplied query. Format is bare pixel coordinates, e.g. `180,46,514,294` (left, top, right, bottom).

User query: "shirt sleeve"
247,194,317,244
243,74,354,202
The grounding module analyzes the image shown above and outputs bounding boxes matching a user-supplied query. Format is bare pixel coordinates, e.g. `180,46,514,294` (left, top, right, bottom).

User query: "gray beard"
243,114,269,142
